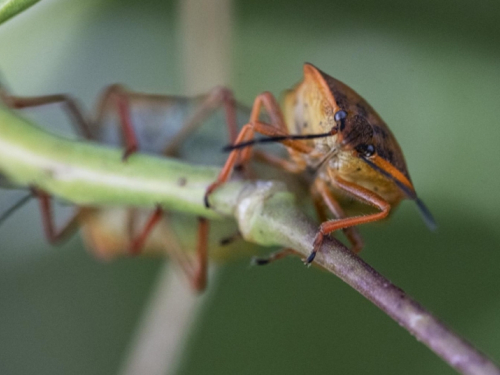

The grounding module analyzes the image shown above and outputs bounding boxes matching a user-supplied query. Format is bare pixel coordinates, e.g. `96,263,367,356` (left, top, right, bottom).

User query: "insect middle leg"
312,179,364,254
307,176,390,263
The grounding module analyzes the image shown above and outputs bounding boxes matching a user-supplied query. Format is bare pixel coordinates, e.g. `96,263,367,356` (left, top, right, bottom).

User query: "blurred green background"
0,0,500,374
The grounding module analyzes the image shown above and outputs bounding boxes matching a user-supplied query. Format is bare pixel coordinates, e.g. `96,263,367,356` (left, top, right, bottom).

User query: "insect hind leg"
0,85,93,244
0,85,92,139
33,188,83,244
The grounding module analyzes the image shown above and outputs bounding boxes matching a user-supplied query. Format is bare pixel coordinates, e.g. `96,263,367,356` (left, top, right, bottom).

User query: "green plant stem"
0,0,40,25
0,106,499,375
0,105,225,218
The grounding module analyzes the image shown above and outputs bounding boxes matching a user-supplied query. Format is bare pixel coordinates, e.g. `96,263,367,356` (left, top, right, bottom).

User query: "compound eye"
334,110,347,122
357,143,376,158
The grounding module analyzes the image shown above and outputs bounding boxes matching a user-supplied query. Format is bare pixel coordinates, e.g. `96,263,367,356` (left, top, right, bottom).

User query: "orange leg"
92,85,139,160
92,86,241,268
125,212,210,291
190,218,209,291
0,87,94,244
0,86,92,139
93,86,240,267
240,91,311,161
156,216,210,292
93,85,240,159
1,86,140,243
306,176,390,264
312,179,364,254
128,206,164,255
162,86,239,155
33,189,83,244
204,92,312,207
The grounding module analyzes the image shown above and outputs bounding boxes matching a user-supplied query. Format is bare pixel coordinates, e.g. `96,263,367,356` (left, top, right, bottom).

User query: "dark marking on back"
387,150,394,162
355,102,368,117
343,115,374,146
373,125,389,139
333,90,348,110
313,64,413,182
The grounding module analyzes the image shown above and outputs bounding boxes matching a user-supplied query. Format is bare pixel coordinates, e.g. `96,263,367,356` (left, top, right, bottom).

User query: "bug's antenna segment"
222,131,334,152
415,197,437,231
361,157,416,198
361,157,437,231
0,192,33,227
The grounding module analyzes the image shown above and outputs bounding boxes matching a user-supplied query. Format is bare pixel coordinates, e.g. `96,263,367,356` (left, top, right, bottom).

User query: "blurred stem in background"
119,1,233,374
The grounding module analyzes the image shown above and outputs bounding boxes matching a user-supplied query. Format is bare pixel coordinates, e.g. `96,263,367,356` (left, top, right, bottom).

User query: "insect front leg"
311,179,364,254
204,92,312,207
306,176,390,264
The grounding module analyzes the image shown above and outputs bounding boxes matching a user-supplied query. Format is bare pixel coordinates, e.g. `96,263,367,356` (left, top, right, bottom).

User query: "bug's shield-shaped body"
205,63,435,261
283,64,415,210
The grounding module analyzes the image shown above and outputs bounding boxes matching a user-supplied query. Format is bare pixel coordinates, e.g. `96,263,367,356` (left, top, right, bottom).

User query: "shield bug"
205,63,436,264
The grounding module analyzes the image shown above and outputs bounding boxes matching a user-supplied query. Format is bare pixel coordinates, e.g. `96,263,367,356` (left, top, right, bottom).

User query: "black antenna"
361,157,437,231
0,193,33,227
415,197,437,232
222,131,335,152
